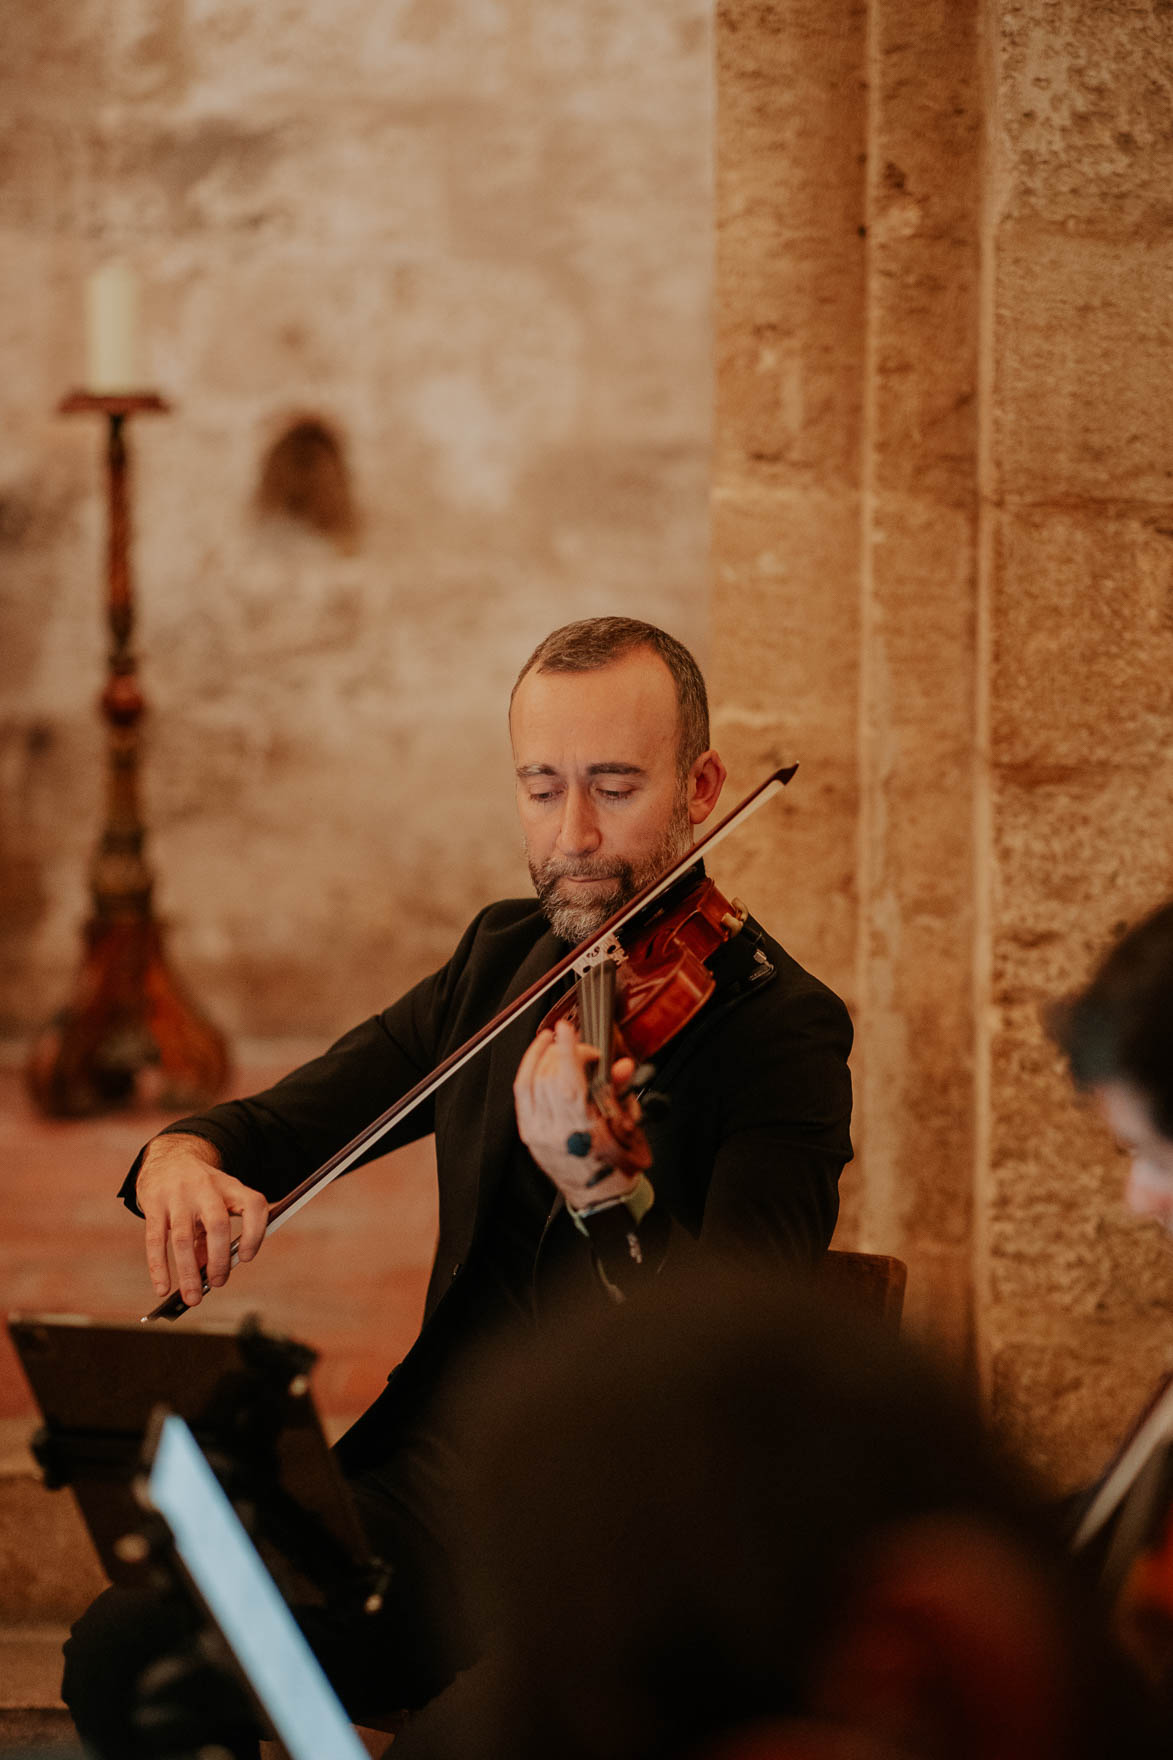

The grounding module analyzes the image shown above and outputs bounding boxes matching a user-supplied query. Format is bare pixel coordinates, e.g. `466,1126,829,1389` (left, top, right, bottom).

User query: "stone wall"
0,0,713,1040
983,0,1173,1485
715,0,1173,1487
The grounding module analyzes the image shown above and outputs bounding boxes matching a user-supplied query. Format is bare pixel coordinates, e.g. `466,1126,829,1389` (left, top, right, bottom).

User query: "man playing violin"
63,616,854,1757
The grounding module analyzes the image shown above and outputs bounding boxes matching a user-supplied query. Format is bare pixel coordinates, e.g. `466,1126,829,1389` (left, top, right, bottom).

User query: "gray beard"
528,801,694,946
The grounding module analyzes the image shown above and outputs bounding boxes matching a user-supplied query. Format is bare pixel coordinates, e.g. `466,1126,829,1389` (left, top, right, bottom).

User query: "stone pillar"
715,0,1173,1482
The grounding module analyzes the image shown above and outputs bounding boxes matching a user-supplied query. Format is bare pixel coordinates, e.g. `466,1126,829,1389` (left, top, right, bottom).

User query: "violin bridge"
572,933,629,975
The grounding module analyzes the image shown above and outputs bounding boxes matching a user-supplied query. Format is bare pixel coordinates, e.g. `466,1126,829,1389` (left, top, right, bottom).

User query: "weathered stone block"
990,763,1173,1005
994,0,1173,230
989,506,1173,770
992,225,1173,505
712,478,862,731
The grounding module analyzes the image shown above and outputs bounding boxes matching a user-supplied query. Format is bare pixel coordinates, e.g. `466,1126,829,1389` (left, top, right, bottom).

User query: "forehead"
509,650,679,764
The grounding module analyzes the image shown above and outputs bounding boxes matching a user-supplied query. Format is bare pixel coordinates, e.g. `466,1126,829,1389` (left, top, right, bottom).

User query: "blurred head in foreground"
1051,901,1173,1233
450,1273,1151,1760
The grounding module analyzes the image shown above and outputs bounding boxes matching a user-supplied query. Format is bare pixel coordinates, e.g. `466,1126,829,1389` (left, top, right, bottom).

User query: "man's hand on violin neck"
513,1020,644,1210
136,1133,269,1307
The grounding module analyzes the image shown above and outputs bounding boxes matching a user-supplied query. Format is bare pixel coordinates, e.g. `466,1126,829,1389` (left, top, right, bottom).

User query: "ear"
688,749,727,825
808,1518,1077,1760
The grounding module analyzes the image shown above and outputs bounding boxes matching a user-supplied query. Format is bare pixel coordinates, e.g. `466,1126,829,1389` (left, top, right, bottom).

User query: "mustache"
535,856,628,885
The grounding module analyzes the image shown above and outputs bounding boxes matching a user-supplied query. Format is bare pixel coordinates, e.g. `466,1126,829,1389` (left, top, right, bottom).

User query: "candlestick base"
27,917,229,1117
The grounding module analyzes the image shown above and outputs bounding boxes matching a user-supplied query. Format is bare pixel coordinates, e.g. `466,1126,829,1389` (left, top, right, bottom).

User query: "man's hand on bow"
135,1133,269,1307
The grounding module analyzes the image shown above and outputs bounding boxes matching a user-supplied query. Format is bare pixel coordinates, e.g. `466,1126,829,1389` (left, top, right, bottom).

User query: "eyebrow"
514,762,647,779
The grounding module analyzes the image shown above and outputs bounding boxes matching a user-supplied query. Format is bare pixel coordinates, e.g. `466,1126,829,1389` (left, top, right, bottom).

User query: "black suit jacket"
122,897,852,1455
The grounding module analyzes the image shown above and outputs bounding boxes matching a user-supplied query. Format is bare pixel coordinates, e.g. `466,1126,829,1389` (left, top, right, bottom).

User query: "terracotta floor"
0,1059,437,1425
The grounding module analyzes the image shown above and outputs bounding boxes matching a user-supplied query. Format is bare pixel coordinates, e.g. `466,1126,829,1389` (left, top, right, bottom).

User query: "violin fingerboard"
577,959,616,1092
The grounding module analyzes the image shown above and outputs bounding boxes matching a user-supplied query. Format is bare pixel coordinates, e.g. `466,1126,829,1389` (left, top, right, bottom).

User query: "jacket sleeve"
698,982,852,1263
118,907,495,1214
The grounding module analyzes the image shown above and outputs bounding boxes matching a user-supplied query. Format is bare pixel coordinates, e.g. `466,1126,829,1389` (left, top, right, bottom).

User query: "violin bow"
143,764,797,1321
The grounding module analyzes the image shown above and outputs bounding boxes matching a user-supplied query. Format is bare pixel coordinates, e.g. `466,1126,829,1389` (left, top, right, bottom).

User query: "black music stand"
7,1310,385,1614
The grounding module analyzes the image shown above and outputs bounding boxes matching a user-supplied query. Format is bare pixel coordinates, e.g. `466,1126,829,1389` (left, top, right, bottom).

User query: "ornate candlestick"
26,392,230,1116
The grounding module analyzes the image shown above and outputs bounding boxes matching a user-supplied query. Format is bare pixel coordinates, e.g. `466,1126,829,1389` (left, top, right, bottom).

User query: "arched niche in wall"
255,415,358,550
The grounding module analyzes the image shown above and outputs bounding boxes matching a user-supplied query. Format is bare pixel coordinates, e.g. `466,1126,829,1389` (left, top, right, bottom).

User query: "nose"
1126,1159,1173,1227
556,785,601,857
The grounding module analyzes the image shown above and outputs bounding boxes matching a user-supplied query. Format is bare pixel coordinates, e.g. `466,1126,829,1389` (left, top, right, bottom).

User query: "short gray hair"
511,617,709,777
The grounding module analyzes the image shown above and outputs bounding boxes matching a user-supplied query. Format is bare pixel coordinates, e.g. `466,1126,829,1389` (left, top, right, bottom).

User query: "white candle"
85,261,140,393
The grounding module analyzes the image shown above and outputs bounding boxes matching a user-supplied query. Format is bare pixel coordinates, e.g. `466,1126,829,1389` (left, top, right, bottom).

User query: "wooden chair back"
816,1249,907,1332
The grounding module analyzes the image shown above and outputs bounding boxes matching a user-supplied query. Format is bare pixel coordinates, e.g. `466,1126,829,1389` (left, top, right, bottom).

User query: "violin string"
597,962,615,1104
600,960,615,1086
579,961,613,1104
582,964,599,1100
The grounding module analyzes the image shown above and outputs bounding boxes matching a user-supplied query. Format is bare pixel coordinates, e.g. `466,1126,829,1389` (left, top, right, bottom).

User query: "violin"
537,874,750,1176
144,764,797,1321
